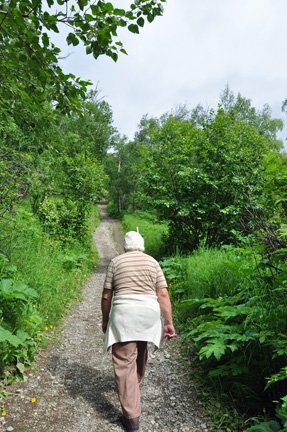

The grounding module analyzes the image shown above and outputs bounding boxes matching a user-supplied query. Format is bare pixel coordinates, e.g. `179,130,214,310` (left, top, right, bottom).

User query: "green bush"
38,196,87,244
160,245,287,427
107,200,120,218
0,203,99,382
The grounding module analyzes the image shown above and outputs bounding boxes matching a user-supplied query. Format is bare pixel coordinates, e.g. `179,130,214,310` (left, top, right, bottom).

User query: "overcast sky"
53,0,287,145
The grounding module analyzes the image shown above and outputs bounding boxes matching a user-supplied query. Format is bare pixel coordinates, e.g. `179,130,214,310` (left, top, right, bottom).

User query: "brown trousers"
112,341,148,419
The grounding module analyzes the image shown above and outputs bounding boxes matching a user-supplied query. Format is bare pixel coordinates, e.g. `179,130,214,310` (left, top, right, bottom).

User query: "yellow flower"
77,299,79,302
31,398,36,403
33,305,36,308
39,339,42,342
2,411,6,416
50,325,53,329
45,327,48,331
84,274,86,277
87,278,89,281
94,266,96,268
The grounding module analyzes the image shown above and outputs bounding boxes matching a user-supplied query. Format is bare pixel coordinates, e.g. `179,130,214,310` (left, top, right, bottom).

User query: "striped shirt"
103,251,167,296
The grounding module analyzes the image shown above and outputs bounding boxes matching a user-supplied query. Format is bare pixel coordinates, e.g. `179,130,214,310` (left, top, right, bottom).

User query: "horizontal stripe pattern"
104,251,167,295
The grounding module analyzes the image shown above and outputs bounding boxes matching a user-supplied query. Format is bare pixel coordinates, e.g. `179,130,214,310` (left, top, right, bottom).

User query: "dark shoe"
120,415,140,432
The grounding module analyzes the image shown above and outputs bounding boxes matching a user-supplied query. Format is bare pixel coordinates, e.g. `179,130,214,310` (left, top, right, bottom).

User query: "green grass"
0,201,101,381
9,203,100,324
183,247,245,299
121,210,168,260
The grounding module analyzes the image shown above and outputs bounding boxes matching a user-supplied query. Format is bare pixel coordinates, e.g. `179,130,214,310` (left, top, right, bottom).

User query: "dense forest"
1,1,287,431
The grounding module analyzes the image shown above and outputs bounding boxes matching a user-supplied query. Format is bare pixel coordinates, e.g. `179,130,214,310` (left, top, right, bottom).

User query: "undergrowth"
0,201,101,406
160,247,287,431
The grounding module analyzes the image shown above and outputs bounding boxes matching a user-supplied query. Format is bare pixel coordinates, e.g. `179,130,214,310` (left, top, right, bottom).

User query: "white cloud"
53,0,287,144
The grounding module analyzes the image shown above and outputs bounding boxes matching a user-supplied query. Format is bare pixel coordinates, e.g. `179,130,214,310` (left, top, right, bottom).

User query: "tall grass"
121,211,168,260
0,202,100,382
10,204,100,324
183,247,245,299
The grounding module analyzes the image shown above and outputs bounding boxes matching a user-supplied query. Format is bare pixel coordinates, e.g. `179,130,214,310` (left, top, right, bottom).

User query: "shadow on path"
48,356,122,425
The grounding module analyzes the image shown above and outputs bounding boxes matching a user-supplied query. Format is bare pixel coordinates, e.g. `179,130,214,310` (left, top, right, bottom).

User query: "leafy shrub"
107,200,120,218
0,256,43,379
244,420,282,432
38,196,85,244
160,245,287,428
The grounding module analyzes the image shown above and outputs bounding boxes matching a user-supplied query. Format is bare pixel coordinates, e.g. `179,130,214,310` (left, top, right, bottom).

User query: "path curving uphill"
1,205,209,432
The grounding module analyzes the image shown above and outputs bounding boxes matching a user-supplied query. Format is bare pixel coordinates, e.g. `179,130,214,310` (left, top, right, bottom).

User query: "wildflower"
50,325,53,329
45,327,48,331
1,317,3,320
31,398,36,403
39,339,42,342
5,362,8,364
2,411,6,416
87,278,89,281
77,299,79,302
94,266,96,268
84,274,86,277
33,305,36,308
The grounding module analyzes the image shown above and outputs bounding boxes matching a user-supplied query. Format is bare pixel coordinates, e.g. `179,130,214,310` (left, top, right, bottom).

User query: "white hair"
123,231,145,252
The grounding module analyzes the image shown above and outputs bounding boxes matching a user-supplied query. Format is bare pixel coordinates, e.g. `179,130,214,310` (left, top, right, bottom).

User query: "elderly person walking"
101,230,176,432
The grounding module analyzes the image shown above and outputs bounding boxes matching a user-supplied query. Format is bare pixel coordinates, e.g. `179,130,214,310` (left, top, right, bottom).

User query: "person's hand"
102,322,108,333
164,324,176,341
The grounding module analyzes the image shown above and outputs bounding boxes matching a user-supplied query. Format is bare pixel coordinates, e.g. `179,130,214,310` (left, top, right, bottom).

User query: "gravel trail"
1,205,209,432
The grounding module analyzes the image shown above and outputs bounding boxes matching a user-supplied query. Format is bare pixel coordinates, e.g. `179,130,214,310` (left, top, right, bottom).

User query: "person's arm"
156,288,176,341
101,288,113,333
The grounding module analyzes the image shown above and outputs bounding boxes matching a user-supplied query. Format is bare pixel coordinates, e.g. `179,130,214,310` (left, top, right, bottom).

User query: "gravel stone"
1,205,209,432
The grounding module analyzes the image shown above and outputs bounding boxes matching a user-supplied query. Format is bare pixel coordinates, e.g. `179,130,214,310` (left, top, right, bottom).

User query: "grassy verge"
120,210,168,260
161,247,287,431
0,202,101,400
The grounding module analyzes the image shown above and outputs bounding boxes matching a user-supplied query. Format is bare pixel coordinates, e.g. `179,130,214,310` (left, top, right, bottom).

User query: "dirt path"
1,205,209,432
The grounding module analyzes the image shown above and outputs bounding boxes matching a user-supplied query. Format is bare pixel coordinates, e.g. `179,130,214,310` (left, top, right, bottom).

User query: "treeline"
0,0,166,409
0,89,113,389
107,87,287,431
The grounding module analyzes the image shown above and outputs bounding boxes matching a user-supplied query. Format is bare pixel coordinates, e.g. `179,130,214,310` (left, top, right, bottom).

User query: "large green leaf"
244,420,282,432
0,327,23,347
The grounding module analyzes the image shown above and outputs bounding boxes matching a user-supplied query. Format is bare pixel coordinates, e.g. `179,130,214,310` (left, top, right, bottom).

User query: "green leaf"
128,24,139,34
147,13,155,23
86,44,93,55
16,361,25,374
0,279,13,293
244,420,282,432
13,281,38,298
66,33,80,47
0,327,23,347
199,339,226,360
114,8,125,16
137,17,144,27
227,342,239,352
